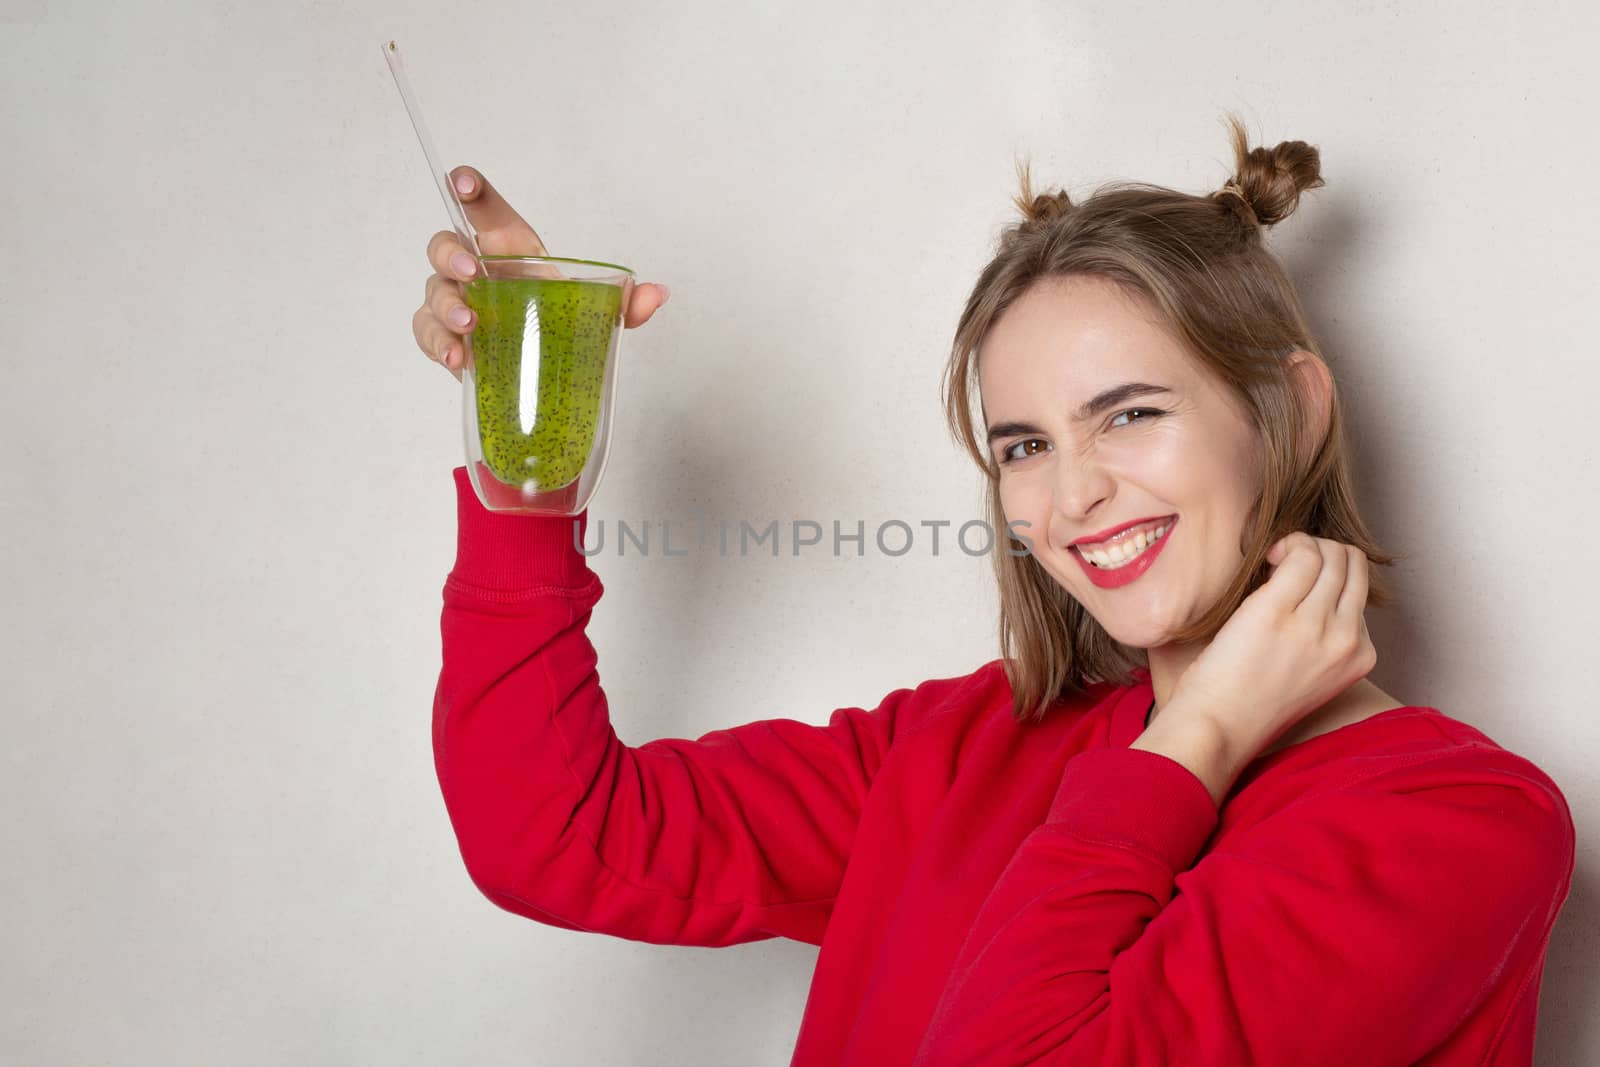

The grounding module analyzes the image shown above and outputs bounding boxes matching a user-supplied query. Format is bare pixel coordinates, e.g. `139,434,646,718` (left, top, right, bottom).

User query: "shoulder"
1347,733,1575,916
1266,701,1570,810
1243,705,1575,897
845,658,1013,745
1373,705,1573,819
876,657,1126,745
898,657,1019,725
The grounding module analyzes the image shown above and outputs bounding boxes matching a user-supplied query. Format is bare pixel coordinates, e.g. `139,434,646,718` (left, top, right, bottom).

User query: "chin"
1093,619,1172,650
1112,597,1195,643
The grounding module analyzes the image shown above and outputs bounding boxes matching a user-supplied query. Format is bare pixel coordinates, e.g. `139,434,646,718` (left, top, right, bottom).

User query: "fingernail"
454,173,474,195
449,306,471,328
451,253,476,278
660,284,672,304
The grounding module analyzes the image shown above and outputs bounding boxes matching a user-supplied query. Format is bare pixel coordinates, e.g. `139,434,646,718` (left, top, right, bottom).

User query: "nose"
1048,456,1115,549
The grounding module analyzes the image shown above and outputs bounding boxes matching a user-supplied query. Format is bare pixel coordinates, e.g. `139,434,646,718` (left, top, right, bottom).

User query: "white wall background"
4,1,1596,1063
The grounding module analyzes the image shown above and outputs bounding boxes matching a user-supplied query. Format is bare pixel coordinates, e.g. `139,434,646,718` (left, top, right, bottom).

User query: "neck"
1144,639,1384,747
1144,641,1204,724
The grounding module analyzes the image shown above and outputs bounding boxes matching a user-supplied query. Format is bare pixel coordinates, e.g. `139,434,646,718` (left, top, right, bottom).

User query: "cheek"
997,472,1049,525
1132,424,1248,499
1199,435,1263,520
1119,428,1191,482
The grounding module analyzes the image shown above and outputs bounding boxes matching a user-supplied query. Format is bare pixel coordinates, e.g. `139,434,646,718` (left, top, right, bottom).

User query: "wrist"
1128,703,1246,807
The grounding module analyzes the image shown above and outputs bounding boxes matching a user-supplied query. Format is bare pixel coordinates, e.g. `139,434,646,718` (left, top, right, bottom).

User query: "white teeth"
1080,521,1170,570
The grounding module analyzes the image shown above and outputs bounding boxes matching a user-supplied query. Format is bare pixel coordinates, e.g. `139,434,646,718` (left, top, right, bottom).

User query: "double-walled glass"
459,255,634,515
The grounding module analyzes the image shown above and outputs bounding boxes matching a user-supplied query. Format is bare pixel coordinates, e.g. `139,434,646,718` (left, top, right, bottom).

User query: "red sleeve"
913,745,1575,1066
433,466,937,948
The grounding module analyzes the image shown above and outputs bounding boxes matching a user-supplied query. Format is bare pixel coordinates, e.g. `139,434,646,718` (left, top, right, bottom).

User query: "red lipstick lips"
1071,516,1177,589
1070,516,1174,547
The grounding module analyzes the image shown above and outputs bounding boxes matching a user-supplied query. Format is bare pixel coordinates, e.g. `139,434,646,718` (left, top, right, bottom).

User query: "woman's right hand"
413,165,673,382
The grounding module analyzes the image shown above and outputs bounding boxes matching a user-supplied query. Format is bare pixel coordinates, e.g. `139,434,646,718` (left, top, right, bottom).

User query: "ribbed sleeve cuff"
1044,747,1219,871
448,465,597,591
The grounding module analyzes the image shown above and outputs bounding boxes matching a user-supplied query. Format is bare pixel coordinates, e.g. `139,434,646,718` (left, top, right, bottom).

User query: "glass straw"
380,39,483,260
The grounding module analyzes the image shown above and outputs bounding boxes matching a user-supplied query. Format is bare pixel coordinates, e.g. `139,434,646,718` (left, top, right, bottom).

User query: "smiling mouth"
1072,517,1175,570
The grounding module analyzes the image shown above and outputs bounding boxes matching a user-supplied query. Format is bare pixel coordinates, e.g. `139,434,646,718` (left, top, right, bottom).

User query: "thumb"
448,166,547,257
623,283,672,329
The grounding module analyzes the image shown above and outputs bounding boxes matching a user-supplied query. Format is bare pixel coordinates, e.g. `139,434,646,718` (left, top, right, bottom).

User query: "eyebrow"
985,382,1174,444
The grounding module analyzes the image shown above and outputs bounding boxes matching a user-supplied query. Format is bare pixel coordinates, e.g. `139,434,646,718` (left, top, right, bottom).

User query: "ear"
1284,350,1333,459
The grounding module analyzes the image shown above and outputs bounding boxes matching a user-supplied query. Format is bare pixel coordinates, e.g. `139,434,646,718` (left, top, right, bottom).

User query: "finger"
1336,544,1371,620
412,305,465,379
1260,533,1323,611
1356,614,1378,673
426,272,475,334
448,167,547,257
428,229,480,282
1297,537,1349,622
623,282,672,329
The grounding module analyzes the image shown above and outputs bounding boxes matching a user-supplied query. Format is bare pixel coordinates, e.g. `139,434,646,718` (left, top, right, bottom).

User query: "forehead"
978,275,1197,405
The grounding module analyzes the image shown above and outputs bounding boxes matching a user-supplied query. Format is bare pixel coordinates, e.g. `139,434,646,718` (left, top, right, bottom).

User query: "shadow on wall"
1285,187,1599,1066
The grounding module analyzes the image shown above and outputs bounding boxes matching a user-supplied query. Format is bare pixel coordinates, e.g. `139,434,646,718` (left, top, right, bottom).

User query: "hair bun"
1214,179,1259,226
1009,157,1075,226
1025,189,1073,225
1218,113,1326,228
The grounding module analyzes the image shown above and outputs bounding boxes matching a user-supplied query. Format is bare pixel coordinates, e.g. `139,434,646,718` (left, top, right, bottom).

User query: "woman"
414,115,1575,1065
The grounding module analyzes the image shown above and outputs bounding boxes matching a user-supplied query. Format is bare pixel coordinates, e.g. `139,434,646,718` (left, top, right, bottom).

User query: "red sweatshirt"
433,466,1576,1066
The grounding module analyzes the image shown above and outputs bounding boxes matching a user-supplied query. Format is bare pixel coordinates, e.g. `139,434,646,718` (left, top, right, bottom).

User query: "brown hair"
941,111,1402,723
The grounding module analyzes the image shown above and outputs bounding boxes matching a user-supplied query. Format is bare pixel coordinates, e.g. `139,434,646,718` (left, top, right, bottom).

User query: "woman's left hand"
1165,532,1378,761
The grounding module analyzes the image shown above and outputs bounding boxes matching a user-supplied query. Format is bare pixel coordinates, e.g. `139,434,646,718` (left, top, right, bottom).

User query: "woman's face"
978,274,1263,648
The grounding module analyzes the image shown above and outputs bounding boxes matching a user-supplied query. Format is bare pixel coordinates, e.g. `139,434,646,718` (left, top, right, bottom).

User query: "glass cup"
459,255,634,515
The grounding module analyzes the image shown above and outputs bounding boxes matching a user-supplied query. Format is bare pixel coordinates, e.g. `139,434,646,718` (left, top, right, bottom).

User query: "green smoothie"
462,275,622,490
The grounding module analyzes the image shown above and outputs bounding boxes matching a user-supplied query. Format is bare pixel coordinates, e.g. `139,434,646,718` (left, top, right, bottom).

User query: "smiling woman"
942,113,1399,725
429,111,1574,1066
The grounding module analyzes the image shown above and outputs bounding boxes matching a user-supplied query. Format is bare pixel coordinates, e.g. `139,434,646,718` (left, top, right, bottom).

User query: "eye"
999,438,1048,465
1109,407,1164,428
